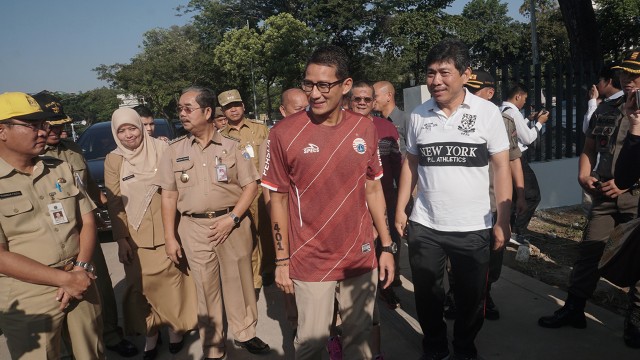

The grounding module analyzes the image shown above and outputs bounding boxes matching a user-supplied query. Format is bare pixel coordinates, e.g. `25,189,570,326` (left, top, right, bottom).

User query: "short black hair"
506,82,528,100
133,105,153,118
600,62,622,90
181,86,216,109
351,81,375,98
425,38,470,75
305,45,350,80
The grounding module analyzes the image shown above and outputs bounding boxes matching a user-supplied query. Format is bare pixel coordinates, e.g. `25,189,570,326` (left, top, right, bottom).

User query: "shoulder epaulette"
38,155,64,165
168,135,188,145
220,132,240,142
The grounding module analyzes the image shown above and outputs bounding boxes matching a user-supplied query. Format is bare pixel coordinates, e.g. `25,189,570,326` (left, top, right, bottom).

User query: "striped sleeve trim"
261,179,279,192
373,171,384,181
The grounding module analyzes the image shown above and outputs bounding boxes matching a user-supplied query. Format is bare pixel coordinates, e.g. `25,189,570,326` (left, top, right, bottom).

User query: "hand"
55,288,74,310
275,264,294,294
58,269,94,301
589,84,599,100
378,252,395,289
116,237,134,265
579,174,602,195
492,221,509,251
165,237,183,265
599,179,627,199
624,91,640,135
515,196,527,216
395,210,408,239
536,110,550,124
208,215,235,245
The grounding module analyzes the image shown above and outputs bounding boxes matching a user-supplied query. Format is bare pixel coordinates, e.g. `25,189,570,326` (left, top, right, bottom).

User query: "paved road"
2,235,638,359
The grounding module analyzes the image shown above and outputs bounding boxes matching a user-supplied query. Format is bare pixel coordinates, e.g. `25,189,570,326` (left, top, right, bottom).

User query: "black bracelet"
275,257,290,263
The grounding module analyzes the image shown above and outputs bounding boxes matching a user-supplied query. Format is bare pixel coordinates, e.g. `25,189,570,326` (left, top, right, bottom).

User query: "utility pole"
248,20,259,119
530,0,539,65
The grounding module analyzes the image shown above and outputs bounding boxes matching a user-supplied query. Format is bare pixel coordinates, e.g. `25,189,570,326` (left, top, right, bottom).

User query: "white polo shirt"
407,89,508,232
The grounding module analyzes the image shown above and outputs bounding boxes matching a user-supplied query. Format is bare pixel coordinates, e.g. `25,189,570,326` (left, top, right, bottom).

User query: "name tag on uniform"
0,191,22,199
216,164,228,182
246,144,255,158
48,203,69,225
122,174,135,181
176,156,190,163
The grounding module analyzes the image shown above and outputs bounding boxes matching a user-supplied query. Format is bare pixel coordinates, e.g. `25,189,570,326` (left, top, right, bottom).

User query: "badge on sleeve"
48,203,69,225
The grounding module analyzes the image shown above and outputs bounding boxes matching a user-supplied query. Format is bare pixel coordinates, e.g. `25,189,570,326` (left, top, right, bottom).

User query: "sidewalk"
1,239,638,359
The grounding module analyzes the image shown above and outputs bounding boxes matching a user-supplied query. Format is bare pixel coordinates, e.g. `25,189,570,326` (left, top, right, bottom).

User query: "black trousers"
568,191,640,308
512,151,541,234
408,221,490,357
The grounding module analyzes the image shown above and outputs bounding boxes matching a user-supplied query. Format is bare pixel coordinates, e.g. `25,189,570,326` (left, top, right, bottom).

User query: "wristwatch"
380,242,398,254
73,261,95,275
229,212,240,225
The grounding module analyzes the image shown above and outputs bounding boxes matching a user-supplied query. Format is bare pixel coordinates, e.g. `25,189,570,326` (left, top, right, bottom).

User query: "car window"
78,124,117,160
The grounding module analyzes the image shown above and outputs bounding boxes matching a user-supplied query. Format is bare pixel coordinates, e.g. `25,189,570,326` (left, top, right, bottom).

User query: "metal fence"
488,61,601,162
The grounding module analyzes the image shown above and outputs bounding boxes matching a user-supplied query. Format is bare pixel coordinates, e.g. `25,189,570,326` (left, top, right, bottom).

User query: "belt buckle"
206,211,215,219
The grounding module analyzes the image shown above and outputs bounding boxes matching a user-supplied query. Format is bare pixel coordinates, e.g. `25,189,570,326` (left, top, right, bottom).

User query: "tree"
58,88,120,124
459,0,525,68
214,13,314,116
595,0,640,60
94,25,206,118
557,0,601,66
520,0,571,66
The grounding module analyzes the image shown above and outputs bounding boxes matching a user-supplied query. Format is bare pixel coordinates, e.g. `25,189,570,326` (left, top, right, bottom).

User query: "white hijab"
110,108,168,230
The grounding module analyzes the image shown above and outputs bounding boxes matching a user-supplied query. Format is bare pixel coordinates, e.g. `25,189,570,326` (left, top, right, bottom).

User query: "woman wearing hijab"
105,108,197,359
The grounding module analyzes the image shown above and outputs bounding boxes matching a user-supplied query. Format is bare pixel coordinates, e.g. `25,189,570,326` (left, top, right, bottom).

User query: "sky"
0,0,528,94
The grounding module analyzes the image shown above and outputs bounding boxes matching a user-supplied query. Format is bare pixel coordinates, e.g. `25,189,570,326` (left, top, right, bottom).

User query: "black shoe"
169,338,185,354
624,317,640,348
538,304,586,329
379,287,400,309
485,294,500,320
106,338,139,357
143,334,162,360
234,337,270,354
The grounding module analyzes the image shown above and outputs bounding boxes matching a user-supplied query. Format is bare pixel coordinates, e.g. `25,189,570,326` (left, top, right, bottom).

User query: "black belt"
183,207,234,219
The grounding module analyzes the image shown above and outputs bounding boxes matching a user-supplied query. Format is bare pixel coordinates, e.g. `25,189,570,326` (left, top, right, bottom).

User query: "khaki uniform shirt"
42,139,101,202
0,156,95,268
221,119,269,173
155,132,259,214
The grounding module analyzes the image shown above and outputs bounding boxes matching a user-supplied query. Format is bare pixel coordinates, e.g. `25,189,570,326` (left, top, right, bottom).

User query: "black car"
77,119,175,230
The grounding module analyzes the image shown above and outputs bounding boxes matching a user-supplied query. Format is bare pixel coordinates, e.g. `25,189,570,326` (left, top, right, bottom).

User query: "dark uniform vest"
589,96,627,180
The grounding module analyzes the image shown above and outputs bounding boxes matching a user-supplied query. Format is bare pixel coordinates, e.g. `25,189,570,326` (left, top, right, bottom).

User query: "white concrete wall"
530,157,581,209
402,85,431,114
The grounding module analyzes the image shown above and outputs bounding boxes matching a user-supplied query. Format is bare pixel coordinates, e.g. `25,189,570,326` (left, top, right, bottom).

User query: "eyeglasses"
3,121,51,132
351,97,373,103
301,79,346,93
176,106,204,114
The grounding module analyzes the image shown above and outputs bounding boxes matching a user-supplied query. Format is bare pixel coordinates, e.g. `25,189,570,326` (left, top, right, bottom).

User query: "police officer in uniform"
219,89,274,294
539,53,640,349
0,92,103,359
34,92,138,357
156,86,269,359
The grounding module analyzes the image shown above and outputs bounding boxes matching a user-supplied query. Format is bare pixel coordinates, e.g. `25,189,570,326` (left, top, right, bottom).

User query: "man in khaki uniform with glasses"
156,86,269,359
0,92,103,359
219,89,274,295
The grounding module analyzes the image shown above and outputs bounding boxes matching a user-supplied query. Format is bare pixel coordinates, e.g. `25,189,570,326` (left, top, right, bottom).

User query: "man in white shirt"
501,84,549,239
582,63,624,134
396,38,511,360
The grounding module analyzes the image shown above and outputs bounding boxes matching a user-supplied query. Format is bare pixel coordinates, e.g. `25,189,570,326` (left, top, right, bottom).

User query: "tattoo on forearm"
274,223,284,251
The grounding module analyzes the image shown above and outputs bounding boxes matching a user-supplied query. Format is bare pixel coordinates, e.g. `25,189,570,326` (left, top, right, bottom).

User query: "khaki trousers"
178,215,257,358
0,276,104,360
92,243,122,347
249,188,276,289
293,270,377,360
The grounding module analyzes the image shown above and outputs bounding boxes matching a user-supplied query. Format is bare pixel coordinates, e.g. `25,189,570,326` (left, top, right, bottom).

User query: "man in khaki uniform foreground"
0,92,103,359
156,86,269,359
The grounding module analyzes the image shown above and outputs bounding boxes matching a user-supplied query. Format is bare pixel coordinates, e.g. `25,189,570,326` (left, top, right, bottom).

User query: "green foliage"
519,0,571,65
56,88,120,124
595,0,640,59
